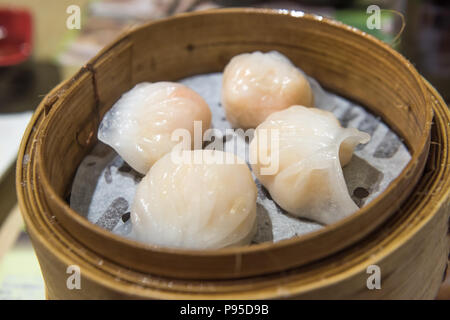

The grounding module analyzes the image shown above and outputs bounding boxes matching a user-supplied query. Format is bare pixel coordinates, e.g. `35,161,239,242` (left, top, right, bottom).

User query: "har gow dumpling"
249,106,371,225
222,51,314,129
98,82,211,174
131,150,257,249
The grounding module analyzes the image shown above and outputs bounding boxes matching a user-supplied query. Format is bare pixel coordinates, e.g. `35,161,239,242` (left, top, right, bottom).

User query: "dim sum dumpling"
131,150,257,249
222,51,313,129
249,106,370,225
98,82,211,174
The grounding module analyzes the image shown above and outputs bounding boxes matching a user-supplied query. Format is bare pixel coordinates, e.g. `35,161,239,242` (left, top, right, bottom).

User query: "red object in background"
0,8,33,66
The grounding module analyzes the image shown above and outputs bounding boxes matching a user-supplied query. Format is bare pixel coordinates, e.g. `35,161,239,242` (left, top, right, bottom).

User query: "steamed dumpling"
131,150,257,249
98,82,211,174
249,106,370,225
222,51,313,129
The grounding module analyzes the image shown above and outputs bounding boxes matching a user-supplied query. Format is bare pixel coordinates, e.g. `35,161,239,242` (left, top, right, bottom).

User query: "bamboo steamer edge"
17,79,449,299
25,8,434,280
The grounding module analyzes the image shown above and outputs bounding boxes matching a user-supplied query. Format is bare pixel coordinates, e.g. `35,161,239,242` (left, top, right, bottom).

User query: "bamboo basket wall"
16,9,450,299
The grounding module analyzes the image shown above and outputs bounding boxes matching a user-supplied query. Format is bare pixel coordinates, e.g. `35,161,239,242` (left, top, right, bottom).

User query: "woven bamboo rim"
18,9,436,281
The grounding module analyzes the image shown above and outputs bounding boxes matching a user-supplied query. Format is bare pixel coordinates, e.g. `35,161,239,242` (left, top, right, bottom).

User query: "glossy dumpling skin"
98,82,211,174
131,150,257,249
222,51,314,129
249,106,371,225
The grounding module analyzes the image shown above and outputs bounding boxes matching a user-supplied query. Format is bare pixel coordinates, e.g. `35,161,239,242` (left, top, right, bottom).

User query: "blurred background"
0,0,448,299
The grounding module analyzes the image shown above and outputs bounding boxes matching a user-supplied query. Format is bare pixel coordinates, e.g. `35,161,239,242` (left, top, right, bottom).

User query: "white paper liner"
70,73,411,244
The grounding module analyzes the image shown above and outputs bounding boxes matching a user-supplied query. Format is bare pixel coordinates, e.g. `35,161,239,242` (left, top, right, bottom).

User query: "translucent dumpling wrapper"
131,150,257,249
222,51,314,129
249,106,371,225
98,82,211,174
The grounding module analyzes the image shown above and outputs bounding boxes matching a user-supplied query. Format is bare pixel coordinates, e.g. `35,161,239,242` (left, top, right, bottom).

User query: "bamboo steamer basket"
17,9,449,299
30,8,434,280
